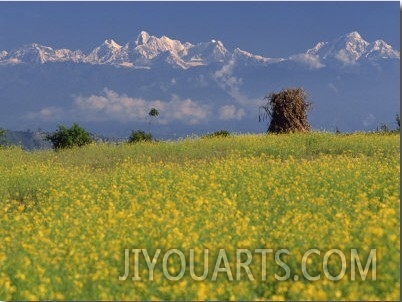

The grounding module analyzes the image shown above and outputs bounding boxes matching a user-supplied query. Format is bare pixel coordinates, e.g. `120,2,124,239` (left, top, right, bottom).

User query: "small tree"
148,108,159,136
46,123,92,150
396,114,400,131
259,87,311,133
128,130,152,143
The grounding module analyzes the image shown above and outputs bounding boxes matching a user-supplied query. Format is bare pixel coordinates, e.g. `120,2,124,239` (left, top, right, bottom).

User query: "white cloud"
328,83,338,93
73,88,149,121
363,113,376,127
335,50,356,65
25,106,64,122
24,88,253,127
165,94,210,125
219,105,246,121
214,58,235,79
214,59,260,107
289,53,325,69
214,59,242,96
73,88,210,125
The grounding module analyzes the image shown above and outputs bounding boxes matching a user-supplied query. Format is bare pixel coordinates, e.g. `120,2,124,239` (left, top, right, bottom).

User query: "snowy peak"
307,31,369,63
207,39,229,61
0,50,8,60
364,40,400,60
53,48,85,63
306,42,328,55
0,31,232,68
336,31,368,49
0,43,84,64
304,31,399,65
336,31,369,61
343,31,364,41
13,43,56,64
233,48,284,65
122,31,231,68
135,31,151,46
104,39,122,49
185,39,229,64
133,33,188,60
0,30,399,69
85,39,124,64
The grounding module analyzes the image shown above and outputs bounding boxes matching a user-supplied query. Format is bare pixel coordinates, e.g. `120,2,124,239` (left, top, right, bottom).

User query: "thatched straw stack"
260,87,312,133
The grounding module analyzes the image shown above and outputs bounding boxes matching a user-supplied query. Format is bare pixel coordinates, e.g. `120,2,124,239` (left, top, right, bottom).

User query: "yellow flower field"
0,133,399,300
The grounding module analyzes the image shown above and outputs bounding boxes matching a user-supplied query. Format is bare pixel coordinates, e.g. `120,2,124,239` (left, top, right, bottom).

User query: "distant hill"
2,129,52,150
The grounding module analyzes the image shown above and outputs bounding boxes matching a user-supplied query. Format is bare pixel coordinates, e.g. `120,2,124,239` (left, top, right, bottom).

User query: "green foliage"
149,108,159,118
203,130,231,138
46,123,92,150
396,114,400,131
128,130,153,143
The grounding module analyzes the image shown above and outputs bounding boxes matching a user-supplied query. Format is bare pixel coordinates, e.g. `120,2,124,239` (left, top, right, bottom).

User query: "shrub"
46,123,92,150
203,130,231,139
128,130,153,143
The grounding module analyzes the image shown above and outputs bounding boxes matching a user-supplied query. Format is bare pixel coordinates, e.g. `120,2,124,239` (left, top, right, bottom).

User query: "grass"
0,132,399,300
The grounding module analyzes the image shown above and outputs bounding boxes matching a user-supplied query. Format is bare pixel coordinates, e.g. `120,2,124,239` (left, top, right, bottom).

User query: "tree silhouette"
148,108,159,136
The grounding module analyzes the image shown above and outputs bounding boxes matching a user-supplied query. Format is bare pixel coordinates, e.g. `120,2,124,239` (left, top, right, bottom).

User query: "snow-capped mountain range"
0,31,399,69
306,31,399,63
0,31,399,140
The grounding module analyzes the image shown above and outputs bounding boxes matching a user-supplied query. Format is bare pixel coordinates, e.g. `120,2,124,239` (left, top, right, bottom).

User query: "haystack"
260,87,311,133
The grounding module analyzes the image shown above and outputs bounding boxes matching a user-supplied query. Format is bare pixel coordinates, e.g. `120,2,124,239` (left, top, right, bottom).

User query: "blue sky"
0,1,399,57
